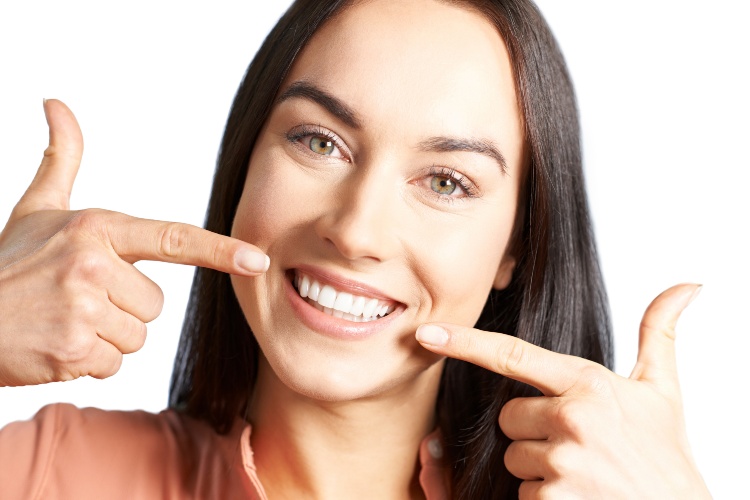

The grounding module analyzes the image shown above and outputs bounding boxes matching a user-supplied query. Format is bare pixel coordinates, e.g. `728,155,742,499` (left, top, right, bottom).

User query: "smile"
293,270,396,323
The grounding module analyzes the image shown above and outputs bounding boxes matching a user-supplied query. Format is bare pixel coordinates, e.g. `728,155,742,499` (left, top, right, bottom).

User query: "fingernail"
235,249,270,274
416,325,449,347
687,284,703,307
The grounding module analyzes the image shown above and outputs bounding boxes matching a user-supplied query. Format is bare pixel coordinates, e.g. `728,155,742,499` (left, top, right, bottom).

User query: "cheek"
414,205,516,326
231,150,308,249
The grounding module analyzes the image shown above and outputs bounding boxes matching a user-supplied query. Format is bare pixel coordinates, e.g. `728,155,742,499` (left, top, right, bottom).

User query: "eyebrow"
277,80,508,173
276,81,362,129
417,137,508,174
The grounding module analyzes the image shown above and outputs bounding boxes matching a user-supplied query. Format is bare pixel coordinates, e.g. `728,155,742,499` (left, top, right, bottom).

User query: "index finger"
103,212,269,275
416,323,596,396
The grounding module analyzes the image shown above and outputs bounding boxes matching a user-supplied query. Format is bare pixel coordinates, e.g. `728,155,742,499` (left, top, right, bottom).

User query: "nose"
314,165,401,263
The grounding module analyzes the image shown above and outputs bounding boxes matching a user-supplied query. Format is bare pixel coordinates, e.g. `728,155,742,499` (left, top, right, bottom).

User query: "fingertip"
416,324,449,347
43,99,83,146
42,98,51,122
651,283,702,312
640,283,702,344
686,283,703,308
234,247,270,275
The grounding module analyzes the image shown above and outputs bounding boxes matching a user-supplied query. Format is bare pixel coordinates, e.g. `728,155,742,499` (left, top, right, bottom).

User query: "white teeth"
350,296,366,316
294,271,397,322
362,298,379,318
333,292,353,313
299,275,310,298
308,281,320,301
318,285,337,308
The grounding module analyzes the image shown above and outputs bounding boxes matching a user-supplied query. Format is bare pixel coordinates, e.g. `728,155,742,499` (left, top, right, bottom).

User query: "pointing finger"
416,323,596,396
104,212,269,275
630,283,701,388
14,99,84,218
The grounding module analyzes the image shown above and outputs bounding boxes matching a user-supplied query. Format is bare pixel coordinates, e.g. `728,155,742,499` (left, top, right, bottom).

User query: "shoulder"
1,402,188,467
0,403,247,499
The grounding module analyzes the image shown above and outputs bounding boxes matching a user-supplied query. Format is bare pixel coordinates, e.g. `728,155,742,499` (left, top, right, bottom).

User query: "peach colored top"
0,403,450,499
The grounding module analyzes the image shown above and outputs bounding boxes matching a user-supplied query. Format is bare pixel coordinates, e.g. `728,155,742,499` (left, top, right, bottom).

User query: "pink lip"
294,265,401,304
284,269,405,340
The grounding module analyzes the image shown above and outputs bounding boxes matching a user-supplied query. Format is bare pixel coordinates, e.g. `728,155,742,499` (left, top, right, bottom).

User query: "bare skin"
417,284,712,498
229,1,521,498
0,99,269,386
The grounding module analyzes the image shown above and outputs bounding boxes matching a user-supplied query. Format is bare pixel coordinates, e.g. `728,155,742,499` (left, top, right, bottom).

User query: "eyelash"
426,165,479,201
285,124,349,161
285,124,479,202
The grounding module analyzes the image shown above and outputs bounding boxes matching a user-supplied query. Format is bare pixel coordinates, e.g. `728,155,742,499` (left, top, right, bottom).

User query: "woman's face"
231,0,524,402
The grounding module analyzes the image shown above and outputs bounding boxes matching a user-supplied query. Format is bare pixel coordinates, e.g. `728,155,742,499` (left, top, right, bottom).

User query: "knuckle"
63,249,110,282
68,294,104,323
640,318,677,342
494,338,527,377
108,352,124,376
545,443,574,477
576,365,612,395
126,322,148,353
92,352,123,380
51,329,97,367
157,222,189,259
211,237,229,268
63,208,110,235
553,401,587,438
148,287,165,321
136,279,165,323
457,331,480,358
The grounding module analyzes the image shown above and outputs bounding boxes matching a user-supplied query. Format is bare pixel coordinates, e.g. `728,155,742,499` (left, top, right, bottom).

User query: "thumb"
13,99,84,218
630,283,702,389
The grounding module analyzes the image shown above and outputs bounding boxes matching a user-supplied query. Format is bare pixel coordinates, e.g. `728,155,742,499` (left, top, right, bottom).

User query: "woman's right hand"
0,99,268,387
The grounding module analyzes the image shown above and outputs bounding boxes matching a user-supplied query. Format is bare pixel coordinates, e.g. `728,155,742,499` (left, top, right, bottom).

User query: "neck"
247,356,443,500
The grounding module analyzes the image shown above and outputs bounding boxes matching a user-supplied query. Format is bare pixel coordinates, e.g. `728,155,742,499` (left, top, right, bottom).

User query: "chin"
255,321,443,404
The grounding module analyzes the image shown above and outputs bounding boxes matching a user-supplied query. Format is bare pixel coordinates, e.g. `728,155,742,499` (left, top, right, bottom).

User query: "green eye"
431,175,457,195
309,136,335,155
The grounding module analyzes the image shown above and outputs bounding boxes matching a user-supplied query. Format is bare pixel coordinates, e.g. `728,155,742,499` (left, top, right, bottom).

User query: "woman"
0,0,715,498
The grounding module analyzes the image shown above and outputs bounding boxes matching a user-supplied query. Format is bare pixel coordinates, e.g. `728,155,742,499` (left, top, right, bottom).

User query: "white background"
1,1,747,496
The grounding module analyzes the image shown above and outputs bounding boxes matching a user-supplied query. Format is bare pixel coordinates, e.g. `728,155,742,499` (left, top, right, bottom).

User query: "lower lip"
284,273,404,340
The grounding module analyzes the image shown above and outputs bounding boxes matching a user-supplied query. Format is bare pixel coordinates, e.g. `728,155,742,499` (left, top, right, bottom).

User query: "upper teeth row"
295,272,395,319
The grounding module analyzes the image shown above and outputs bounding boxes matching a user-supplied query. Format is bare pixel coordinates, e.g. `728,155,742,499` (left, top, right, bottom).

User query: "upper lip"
292,265,404,305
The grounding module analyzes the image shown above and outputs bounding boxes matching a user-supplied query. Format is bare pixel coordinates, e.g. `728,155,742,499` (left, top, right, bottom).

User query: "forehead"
282,0,522,152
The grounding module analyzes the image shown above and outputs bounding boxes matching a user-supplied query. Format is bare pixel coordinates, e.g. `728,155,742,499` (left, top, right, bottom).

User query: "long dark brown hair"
169,1,613,498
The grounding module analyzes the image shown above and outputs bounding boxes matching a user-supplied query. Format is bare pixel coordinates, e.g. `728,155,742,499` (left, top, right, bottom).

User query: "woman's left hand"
416,284,712,499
